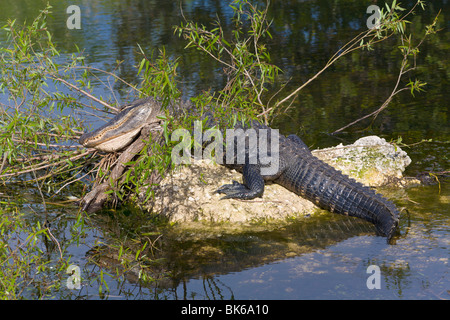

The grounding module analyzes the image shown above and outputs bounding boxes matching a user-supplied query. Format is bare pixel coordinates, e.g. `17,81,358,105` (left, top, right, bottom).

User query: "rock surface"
145,136,412,226
313,136,412,187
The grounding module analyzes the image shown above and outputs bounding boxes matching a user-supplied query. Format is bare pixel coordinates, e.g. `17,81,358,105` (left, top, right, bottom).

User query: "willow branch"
273,1,421,110
50,76,119,113
0,149,93,179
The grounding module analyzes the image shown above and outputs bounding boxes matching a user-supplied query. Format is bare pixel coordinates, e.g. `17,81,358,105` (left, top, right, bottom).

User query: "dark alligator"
208,117,399,240
79,97,400,241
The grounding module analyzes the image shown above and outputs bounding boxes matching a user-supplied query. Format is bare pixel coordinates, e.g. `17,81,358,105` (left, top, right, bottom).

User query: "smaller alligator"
79,98,161,152
79,97,400,241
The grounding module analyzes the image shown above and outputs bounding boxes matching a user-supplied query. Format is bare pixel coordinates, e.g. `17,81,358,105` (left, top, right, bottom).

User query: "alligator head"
79,97,162,152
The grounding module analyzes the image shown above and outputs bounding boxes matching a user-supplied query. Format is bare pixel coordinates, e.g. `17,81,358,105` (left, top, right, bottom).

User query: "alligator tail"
278,152,400,240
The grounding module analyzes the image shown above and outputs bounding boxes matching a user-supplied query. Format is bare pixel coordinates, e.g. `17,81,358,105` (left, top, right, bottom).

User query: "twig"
54,169,93,195
0,150,93,179
0,151,9,175
273,29,372,109
51,76,119,113
273,1,420,111
331,87,409,134
70,65,143,96
27,158,63,260
331,8,440,134
11,137,80,149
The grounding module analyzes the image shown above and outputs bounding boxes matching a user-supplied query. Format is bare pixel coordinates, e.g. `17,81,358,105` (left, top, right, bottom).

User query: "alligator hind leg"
215,163,265,200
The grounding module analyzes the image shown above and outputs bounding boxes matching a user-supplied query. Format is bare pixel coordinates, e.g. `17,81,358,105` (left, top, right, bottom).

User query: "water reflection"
83,178,448,300
85,207,377,297
77,170,448,300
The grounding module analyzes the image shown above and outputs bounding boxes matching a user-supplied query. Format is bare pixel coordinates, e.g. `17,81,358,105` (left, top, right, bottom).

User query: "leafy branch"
175,0,439,131
175,0,280,124
332,4,441,134
0,4,139,192
275,0,427,110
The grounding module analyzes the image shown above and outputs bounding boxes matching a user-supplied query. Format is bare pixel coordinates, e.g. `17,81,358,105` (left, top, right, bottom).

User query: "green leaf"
138,58,146,75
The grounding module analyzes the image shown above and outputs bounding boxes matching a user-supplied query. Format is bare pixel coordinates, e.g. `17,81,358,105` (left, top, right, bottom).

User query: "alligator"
79,97,400,241
79,98,162,152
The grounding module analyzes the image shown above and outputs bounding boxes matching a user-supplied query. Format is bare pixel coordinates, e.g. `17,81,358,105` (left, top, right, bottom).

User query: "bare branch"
51,76,119,113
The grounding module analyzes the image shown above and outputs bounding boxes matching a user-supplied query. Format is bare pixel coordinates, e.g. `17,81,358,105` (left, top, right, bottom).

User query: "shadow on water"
86,206,376,286
1,161,447,299
80,177,448,299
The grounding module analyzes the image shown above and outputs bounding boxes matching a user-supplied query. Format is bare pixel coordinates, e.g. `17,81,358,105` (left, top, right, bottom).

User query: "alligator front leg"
215,163,265,200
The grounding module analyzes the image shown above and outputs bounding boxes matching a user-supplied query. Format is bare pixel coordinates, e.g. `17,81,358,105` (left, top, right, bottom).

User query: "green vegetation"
175,0,281,124
0,1,442,298
0,201,87,299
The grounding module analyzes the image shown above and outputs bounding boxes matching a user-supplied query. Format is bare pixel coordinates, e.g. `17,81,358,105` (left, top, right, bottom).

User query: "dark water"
0,0,448,299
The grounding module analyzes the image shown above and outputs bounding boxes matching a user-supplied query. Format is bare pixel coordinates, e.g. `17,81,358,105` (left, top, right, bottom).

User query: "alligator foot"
215,180,249,199
215,180,263,200
215,163,265,200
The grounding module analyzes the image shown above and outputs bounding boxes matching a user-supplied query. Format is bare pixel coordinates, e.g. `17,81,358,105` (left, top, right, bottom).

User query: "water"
0,0,448,300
